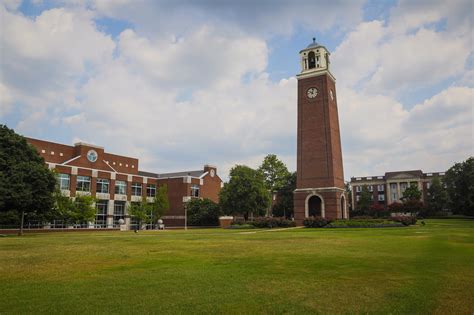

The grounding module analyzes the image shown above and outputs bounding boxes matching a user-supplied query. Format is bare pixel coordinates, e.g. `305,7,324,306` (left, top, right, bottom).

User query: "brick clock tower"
293,39,347,225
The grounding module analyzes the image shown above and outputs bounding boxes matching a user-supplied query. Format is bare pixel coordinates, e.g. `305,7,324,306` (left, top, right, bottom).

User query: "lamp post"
185,205,187,231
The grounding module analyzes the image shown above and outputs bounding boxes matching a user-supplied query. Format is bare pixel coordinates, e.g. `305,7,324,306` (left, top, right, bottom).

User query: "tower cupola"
299,38,331,75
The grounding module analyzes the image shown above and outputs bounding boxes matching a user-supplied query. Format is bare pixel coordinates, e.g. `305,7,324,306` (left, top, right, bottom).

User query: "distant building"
350,170,445,208
27,137,223,228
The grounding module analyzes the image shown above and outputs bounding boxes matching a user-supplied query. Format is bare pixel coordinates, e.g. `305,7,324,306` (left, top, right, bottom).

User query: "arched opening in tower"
308,195,322,217
308,51,316,69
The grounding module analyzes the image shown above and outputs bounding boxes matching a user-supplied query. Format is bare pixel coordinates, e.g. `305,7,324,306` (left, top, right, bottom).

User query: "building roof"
385,170,423,179
299,38,329,53
138,170,205,179
307,38,320,48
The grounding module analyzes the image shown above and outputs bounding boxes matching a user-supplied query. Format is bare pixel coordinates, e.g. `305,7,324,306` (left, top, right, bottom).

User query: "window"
147,184,156,197
368,185,373,192
115,181,127,195
392,192,398,201
356,195,360,202
76,176,91,192
113,201,125,226
377,184,384,192
191,184,200,197
58,173,70,190
400,182,408,192
95,200,108,228
355,186,361,192
96,178,109,193
427,182,431,189
370,195,374,201
131,182,142,196
378,195,385,201
390,183,397,190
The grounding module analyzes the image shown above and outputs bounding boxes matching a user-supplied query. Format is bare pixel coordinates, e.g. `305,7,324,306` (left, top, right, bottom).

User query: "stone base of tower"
293,188,348,226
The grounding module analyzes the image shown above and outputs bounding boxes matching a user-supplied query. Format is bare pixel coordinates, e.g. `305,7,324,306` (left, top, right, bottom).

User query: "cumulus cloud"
1,0,472,182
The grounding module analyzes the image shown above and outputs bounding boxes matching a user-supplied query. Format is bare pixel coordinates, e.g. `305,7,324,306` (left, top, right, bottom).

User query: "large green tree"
186,198,222,226
426,176,448,214
444,157,474,215
49,190,77,224
271,172,296,219
0,125,56,234
128,198,152,230
219,165,270,220
257,154,291,193
402,183,422,201
72,195,97,224
152,185,169,222
356,185,372,213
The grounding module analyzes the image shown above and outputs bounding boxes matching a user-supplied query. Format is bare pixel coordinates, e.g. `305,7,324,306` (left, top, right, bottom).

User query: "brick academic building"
350,170,445,208
27,138,223,228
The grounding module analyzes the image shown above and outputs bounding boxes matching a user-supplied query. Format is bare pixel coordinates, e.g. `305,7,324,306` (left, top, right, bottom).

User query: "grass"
0,219,473,314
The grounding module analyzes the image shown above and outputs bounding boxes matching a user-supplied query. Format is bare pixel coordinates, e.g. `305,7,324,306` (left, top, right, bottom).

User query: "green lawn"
1,219,473,314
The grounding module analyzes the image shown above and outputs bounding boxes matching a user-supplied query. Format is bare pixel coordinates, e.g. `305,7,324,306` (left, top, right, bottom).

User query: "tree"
345,182,352,212
444,157,474,215
128,198,152,229
368,203,388,218
0,125,56,235
356,185,372,213
49,190,77,224
219,165,271,220
402,183,422,201
186,198,222,226
257,154,291,193
152,184,169,222
72,195,97,224
271,172,296,218
426,176,448,215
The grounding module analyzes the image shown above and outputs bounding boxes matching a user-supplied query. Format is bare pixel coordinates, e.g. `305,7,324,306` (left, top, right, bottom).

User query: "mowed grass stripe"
0,219,473,314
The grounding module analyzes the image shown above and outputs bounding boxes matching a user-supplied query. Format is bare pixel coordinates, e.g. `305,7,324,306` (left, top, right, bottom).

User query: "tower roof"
299,37,329,53
306,37,320,48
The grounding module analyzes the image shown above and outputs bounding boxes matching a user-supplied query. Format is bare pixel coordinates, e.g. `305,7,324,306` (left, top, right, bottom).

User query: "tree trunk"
18,211,25,236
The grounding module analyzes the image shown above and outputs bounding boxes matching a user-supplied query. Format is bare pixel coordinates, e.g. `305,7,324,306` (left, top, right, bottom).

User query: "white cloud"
2,0,472,182
117,27,268,90
331,21,385,88
340,86,473,178
0,83,14,117
366,28,469,94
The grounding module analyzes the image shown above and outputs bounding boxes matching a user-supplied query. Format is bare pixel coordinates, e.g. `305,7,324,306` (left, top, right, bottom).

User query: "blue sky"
1,0,472,180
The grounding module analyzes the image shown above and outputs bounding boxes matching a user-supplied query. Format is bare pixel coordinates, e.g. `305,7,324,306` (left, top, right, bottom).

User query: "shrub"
351,215,373,220
248,217,296,228
368,204,389,218
328,219,400,227
390,216,417,226
186,198,222,226
303,216,331,228
229,224,255,229
388,202,405,213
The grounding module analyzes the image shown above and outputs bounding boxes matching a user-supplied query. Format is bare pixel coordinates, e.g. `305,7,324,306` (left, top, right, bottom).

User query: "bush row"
303,216,417,228
231,217,296,228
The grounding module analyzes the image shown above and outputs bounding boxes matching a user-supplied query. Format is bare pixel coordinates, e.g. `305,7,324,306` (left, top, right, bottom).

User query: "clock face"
87,150,98,163
307,87,318,99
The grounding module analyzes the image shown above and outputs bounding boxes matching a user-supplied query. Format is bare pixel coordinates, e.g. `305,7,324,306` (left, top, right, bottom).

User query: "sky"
1,0,473,181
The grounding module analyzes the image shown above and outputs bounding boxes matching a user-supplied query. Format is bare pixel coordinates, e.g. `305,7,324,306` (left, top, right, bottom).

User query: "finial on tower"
312,37,316,43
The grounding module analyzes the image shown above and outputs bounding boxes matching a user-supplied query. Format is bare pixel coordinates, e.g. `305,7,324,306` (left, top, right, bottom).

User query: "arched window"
308,51,316,69
308,195,322,217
